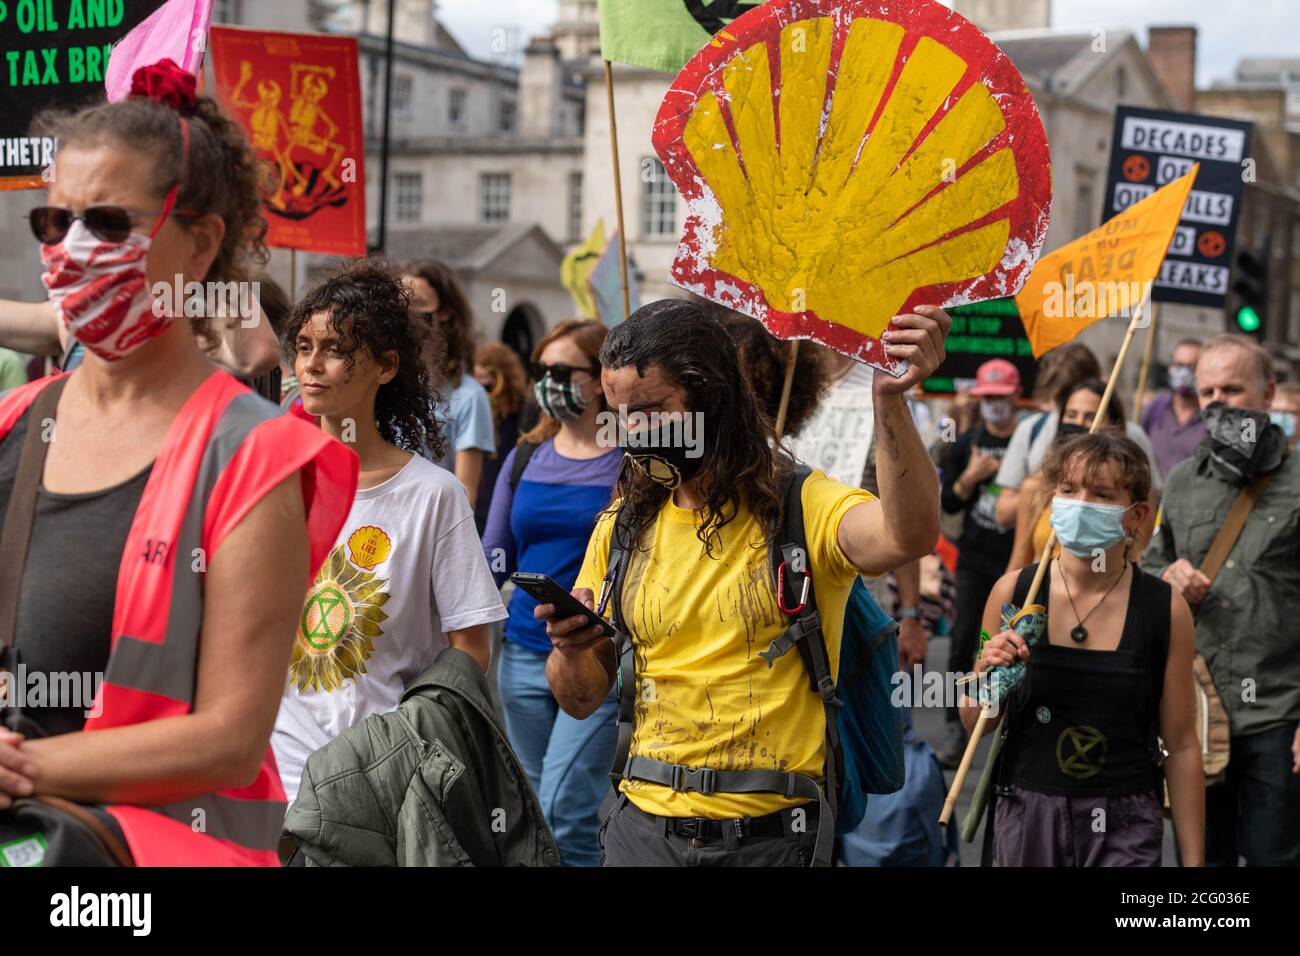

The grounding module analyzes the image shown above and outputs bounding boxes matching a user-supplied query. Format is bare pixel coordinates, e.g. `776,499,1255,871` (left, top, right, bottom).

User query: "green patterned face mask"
534,373,587,422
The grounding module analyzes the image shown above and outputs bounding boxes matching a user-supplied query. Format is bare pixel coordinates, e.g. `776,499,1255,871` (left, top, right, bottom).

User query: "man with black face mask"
535,299,949,866
1144,333,1300,866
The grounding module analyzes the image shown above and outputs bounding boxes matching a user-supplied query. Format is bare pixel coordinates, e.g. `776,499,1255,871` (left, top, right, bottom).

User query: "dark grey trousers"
993,784,1163,866
599,795,818,867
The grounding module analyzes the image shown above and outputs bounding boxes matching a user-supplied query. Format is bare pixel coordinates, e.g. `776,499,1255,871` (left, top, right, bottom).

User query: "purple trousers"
993,784,1164,866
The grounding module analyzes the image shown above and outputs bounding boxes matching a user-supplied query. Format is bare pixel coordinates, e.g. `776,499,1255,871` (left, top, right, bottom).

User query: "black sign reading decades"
0,0,166,188
1103,105,1254,309
924,298,1037,397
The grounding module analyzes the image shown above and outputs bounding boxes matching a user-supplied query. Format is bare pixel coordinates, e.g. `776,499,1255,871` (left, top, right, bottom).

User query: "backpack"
838,706,958,866
1027,410,1050,446
509,440,540,492
600,462,905,866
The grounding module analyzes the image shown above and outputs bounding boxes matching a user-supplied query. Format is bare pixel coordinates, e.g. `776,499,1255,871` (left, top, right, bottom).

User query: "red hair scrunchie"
130,59,198,116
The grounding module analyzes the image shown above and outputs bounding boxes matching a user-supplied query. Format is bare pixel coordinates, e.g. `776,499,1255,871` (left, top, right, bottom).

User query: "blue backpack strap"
1028,411,1049,445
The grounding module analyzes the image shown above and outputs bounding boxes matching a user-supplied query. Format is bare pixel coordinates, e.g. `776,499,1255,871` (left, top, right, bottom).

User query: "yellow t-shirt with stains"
575,469,874,819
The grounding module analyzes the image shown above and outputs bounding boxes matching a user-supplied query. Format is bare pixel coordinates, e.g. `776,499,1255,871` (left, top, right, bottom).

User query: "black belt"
622,799,814,845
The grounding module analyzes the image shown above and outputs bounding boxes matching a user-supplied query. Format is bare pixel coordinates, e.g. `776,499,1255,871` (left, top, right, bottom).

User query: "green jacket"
1144,442,1300,736
285,648,561,867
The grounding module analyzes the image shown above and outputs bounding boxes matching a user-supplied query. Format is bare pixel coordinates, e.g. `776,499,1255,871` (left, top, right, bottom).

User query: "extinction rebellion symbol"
1056,725,1107,779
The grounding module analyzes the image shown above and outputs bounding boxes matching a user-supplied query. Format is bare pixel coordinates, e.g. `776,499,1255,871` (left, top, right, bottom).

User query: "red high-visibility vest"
0,371,358,866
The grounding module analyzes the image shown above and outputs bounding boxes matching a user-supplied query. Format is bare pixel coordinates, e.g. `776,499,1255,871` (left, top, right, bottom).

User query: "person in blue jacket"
482,318,622,866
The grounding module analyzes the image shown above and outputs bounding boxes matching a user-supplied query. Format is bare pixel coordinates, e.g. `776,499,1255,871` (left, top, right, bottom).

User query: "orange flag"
1014,166,1199,357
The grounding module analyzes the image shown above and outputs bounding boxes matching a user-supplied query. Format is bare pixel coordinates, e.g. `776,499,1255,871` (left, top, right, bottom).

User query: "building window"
479,173,511,223
1115,65,1127,100
212,0,237,22
449,88,467,127
395,172,423,224
498,98,517,134
642,157,677,238
1075,168,1096,237
393,74,413,120
568,172,583,241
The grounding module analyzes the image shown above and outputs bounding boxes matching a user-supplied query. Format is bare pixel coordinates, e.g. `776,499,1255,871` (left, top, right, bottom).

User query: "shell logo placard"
652,0,1052,373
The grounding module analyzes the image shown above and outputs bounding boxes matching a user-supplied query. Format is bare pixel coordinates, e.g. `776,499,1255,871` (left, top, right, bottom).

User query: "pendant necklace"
1059,559,1129,644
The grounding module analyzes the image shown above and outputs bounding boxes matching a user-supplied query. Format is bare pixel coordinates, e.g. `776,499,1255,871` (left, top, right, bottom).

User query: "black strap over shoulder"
1135,568,1171,705
598,461,841,866
508,440,541,492
1010,562,1040,610
0,377,69,655
758,462,843,833
603,501,638,789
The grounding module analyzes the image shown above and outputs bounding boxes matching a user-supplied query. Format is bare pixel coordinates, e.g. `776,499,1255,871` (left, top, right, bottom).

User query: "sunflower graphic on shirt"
291,527,392,693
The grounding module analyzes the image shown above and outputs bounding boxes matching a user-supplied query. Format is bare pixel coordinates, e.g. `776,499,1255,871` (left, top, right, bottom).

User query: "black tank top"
1001,561,1170,797
0,409,152,737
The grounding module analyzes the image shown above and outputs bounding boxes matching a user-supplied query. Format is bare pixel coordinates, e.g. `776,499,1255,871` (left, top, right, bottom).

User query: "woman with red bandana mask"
0,61,357,866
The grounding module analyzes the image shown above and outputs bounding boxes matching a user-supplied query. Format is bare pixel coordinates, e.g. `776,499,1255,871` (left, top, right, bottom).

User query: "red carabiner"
776,561,810,615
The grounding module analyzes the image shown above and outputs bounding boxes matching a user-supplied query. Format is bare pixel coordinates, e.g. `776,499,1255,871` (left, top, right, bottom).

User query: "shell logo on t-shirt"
291,539,392,693
347,525,392,570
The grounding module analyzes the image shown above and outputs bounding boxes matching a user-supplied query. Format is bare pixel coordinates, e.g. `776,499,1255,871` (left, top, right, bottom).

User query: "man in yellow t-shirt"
538,299,951,866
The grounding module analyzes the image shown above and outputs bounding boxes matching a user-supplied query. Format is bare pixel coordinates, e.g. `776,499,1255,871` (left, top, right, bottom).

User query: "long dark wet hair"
281,259,446,458
600,299,787,557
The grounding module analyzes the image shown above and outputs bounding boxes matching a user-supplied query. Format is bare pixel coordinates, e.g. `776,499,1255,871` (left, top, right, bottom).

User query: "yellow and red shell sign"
652,0,1052,373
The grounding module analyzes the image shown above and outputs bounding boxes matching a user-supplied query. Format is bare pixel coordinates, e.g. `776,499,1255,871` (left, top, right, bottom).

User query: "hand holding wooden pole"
940,298,1148,827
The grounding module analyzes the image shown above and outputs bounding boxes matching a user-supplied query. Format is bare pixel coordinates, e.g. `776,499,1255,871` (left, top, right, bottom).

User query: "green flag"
598,0,761,72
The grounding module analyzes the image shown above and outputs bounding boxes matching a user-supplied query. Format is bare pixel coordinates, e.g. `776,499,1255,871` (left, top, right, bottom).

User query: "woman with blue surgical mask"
961,431,1204,866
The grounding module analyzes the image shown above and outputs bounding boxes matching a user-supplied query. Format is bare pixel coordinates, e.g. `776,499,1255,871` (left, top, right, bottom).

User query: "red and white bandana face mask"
40,219,171,362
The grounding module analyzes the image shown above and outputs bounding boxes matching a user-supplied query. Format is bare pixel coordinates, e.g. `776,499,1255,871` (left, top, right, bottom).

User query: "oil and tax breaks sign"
0,0,165,189
1103,106,1253,308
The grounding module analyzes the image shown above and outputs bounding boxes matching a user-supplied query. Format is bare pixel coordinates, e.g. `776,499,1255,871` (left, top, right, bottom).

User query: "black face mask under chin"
623,416,707,491
1201,402,1286,485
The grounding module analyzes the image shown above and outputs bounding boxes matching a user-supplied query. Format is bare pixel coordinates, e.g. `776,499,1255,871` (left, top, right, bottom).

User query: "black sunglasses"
28,205,196,245
532,362,598,385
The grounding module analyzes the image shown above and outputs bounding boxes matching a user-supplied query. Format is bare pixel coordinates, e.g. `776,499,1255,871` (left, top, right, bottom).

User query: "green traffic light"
1236,306,1261,333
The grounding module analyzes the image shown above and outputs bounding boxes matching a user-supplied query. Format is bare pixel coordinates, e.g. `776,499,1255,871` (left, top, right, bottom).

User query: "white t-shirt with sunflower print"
273,454,506,805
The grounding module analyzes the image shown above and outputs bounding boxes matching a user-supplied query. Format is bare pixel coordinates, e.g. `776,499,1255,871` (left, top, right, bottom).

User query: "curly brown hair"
716,309,831,439
400,260,476,381
1042,431,1152,505
281,259,446,459
36,94,269,348
600,299,787,558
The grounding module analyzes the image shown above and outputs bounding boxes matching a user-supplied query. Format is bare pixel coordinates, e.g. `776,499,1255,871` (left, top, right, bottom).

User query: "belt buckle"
669,765,717,795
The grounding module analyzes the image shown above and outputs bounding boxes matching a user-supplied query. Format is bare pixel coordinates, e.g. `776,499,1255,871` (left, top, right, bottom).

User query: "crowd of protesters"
0,58,1297,870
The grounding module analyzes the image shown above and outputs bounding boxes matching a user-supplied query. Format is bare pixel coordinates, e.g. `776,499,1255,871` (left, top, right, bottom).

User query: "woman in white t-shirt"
273,261,506,804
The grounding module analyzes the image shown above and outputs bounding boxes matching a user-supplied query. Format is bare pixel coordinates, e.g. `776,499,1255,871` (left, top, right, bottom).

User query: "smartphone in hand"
510,572,615,638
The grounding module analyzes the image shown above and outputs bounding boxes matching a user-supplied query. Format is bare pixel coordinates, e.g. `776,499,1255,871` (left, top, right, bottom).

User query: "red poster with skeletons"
652,0,1052,373
210,26,366,256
